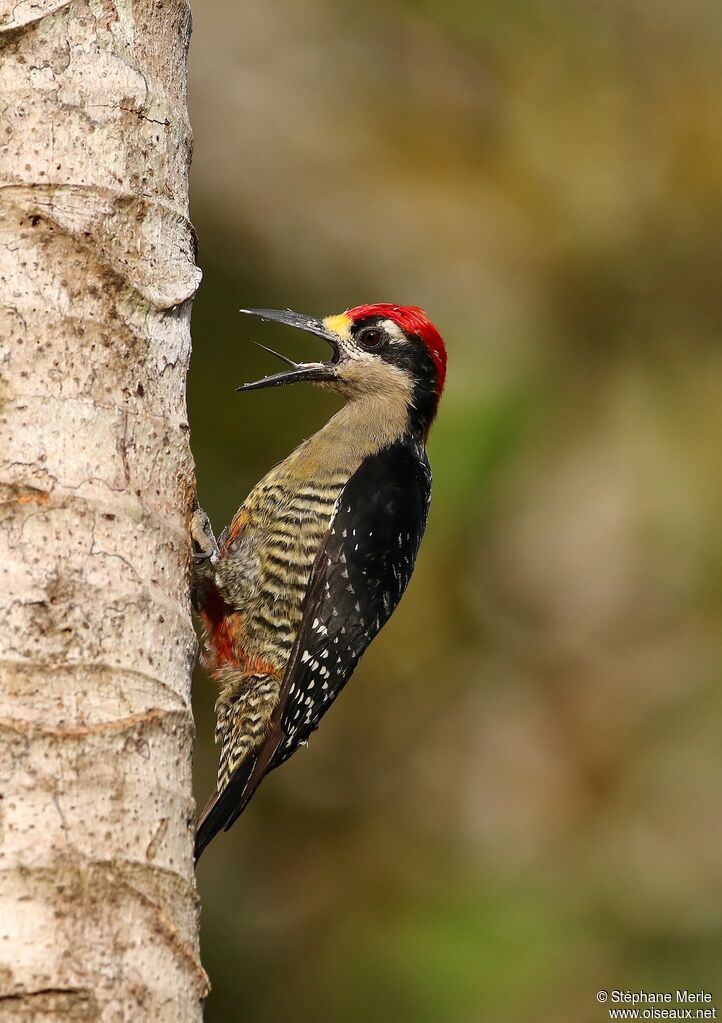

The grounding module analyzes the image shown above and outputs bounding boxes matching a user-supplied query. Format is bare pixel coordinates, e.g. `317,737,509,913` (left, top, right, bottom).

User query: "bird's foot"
191,499,220,564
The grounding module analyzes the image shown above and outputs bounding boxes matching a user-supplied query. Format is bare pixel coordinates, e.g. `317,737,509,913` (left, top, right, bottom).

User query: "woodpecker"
192,304,447,860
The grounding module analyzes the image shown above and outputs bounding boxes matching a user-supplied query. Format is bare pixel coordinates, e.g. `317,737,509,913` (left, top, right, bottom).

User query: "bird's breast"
210,408,401,676
220,467,351,672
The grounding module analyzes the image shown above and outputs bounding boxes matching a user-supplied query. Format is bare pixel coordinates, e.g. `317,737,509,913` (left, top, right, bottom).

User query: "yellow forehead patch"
322,313,352,339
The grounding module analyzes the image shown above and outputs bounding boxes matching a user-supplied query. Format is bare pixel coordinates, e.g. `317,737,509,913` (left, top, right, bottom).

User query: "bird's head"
238,304,447,432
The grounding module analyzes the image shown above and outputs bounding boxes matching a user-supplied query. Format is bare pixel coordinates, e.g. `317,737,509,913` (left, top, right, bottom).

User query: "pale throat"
285,382,413,481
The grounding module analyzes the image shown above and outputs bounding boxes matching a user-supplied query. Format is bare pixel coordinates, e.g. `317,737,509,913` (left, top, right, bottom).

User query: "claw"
191,501,220,564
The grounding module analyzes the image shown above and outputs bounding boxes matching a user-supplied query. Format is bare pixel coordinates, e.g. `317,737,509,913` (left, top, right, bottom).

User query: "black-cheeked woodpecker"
192,304,447,860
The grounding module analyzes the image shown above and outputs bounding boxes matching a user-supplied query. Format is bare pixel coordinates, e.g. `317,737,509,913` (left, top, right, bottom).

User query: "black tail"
194,725,286,863
194,747,279,862
194,757,256,863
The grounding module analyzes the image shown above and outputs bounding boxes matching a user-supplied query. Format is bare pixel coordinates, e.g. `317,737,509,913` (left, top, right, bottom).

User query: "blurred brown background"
187,2,722,1020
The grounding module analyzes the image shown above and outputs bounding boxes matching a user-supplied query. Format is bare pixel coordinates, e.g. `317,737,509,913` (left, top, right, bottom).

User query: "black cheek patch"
382,338,440,428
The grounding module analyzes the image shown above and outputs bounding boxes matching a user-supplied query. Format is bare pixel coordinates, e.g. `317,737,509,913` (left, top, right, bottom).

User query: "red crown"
346,303,447,393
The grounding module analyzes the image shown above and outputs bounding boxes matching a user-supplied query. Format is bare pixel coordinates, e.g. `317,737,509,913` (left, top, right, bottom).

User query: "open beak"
236,308,340,392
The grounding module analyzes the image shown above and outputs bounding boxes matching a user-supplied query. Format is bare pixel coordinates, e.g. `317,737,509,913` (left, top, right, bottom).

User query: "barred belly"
207,464,352,788
244,473,349,667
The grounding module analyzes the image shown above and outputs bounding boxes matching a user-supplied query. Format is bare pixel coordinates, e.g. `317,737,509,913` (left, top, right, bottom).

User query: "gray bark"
0,1,205,1020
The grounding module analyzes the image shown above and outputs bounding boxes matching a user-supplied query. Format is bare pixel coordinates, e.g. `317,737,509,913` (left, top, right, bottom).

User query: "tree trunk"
0,2,205,1020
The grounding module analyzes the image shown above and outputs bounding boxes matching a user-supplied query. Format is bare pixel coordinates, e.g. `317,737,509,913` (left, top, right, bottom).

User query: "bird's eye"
358,327,383,350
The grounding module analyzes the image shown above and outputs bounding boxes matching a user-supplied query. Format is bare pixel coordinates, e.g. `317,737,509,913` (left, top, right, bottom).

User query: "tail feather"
194,756,256,863
194,722,286,864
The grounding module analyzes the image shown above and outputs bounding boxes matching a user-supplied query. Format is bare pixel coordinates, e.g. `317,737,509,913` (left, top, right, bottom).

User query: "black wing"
272,439,431,769
195,439,431,860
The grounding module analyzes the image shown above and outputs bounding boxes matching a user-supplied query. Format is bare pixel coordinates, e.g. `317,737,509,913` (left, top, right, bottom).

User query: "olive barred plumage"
215,671,280,790
192,304,446,860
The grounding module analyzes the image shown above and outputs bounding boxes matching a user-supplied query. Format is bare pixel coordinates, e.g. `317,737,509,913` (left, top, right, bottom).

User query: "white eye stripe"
379,319,406,343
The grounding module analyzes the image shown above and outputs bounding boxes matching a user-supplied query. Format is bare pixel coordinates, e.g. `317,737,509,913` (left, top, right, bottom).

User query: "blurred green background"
187,1,722,1020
